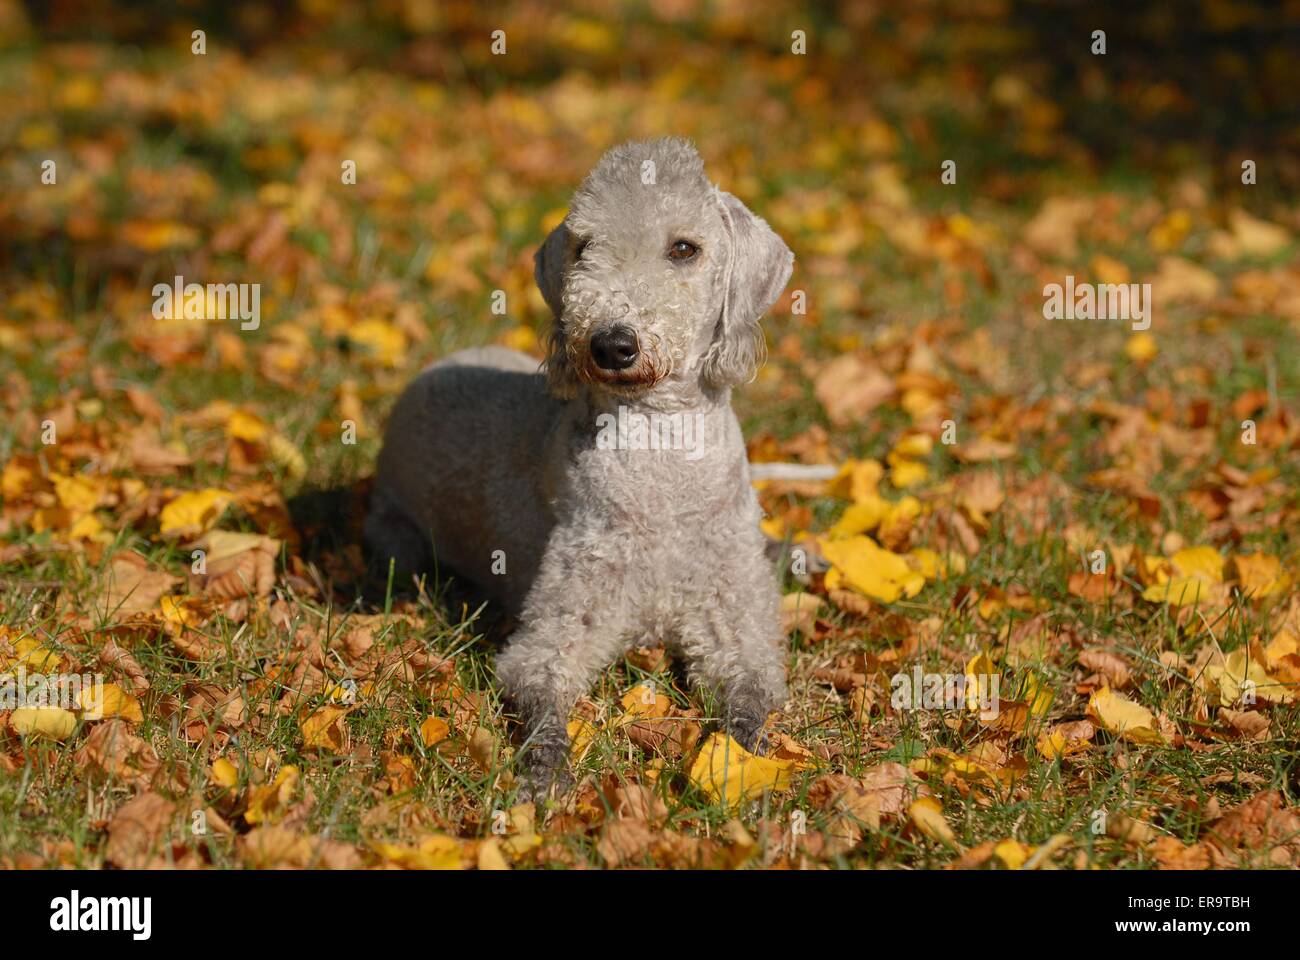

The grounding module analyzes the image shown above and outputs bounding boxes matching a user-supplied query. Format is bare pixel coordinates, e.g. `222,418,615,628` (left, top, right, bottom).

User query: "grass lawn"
0,2,1297,869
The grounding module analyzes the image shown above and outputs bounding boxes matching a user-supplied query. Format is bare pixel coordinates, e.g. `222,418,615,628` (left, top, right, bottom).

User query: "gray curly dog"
366,137,794,797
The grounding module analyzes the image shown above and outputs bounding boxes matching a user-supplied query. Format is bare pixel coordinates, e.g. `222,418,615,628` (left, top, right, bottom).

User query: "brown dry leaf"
954,435,1017,463
597,817,656,867
955,470,1004,524
858,761,921,816
183,686,247,741
603,781,669,826
780,591,826,638
807,773,896,856
126,427,192,475
1068,569,1118,604
190,529,279,599
1023,196,1092,258
626,707,702,759
106,791,176,868
1205,790,1300,867
1151,836,1212,870
98,639,150,694
814,354,895,426
1107,814,1155,846
75,719,162,785
1036,720,1095,760
239,825,314,868
1078,648,1132,688
1150,256,1219,304
98,552,179,618
468,726,497,773
1218,708,1270,741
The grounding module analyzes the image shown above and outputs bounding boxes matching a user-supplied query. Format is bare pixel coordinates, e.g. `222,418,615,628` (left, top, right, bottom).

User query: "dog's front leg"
678,585,788,754
495,603,627,802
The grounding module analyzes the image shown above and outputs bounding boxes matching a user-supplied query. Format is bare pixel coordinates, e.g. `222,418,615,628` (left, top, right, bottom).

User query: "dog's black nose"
590,325,639,371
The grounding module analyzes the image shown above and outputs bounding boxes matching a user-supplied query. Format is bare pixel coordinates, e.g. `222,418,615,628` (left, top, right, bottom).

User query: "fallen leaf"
1086,687,1166,744
687,733,803,812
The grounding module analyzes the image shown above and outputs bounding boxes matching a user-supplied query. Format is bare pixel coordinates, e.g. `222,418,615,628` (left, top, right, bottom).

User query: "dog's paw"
513,735,574,804
515,760,574,805
729,718,770,756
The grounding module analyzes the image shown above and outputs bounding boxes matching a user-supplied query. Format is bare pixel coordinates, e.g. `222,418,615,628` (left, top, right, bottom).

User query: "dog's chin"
574,355,667,398
584,371,658,396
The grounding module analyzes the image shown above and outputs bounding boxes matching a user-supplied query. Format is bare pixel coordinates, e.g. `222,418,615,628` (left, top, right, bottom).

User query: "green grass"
1,5,1297,869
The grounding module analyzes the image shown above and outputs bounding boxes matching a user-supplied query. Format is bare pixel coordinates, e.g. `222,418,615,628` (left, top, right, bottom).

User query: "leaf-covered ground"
0,2,1297,869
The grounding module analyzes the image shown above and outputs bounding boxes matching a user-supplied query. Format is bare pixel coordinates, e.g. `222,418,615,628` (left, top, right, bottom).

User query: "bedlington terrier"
366,138,794,797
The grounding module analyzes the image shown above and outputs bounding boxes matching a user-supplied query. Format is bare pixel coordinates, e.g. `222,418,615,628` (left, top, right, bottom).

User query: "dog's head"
535,138,793,400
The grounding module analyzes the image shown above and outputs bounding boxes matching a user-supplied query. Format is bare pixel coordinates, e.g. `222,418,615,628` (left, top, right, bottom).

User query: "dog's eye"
667,240,699,262
574,239,590,260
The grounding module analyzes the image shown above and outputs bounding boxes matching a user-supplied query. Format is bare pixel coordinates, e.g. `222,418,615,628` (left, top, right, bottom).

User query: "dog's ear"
702,190,793,389
534,221,578,397
534,221,570,319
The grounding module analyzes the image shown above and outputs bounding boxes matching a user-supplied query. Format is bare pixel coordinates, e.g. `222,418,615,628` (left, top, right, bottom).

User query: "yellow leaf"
373,834,464,870
687,733,802,812
1022,670,1054,717
420,716,450,747
994,839,1029,869
79,683,143,722
1233,553,1290,598
498,325,541,355
1142,576,1208,607
159,488,234,537
889,458,929,489
1125,333,1158,362
819,535,926,603
9,707,77,740
300,705,349,753
827,458,884,503
477,838,511,870
121,219,199,251
1214,649,1293,706
1,456,37,499
245,765,300,824
567,716,599,761
909,796,956,845
1086,687,1166,744
211,757,239,790
619,683,670,720
348,319,407,368
905,547,964,580
1170,546,1224,583
13,635,61,671
828,498,889,538
268,432,307,481
160,594,206,628
964,651,998,712
52,473,103,514
891,434,933,459
226,409,268,442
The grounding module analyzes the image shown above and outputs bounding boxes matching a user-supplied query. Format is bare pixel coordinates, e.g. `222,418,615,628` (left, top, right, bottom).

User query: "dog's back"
368,346,560,609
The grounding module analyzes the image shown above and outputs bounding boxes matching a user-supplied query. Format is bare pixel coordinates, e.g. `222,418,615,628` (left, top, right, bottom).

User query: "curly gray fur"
366,138,794,799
